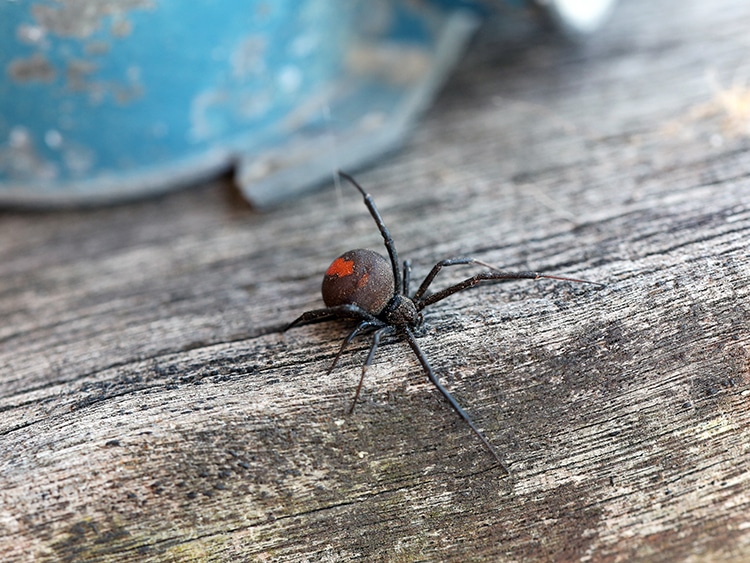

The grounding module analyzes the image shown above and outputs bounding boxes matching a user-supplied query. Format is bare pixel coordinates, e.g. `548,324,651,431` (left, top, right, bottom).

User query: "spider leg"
327,320,383,376
402,327,510,474
338,171,402,296
416,270,604,310
412,257,493,301
285,304,380,331
403,259,412,296
348,325,394,414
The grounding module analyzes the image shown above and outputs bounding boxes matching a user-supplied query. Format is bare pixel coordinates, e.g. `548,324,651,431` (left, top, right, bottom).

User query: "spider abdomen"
322,249,394,315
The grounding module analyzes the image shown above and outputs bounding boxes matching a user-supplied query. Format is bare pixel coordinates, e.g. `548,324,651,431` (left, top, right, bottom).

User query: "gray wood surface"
2,0,749,561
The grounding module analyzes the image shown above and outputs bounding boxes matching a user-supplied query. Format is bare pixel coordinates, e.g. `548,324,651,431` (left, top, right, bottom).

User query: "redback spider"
286,171,603,475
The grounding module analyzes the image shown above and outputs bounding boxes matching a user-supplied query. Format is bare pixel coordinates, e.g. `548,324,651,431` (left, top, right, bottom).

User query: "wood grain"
1,0,749,561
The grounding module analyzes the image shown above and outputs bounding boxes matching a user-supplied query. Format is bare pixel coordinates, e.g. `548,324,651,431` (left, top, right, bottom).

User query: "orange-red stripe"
356,272,369,288
326,257,355,277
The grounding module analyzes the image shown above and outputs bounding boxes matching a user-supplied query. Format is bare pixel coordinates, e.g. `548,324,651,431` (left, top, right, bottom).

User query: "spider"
286,171,602,474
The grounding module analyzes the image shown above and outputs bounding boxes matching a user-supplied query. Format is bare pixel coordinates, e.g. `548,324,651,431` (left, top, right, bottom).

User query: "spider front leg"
402,327,510,475
338,171,402,296
416,270,604,309
412,257,495,301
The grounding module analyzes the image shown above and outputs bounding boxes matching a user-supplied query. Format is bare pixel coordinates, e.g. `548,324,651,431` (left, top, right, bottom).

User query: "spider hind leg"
403,327,511,475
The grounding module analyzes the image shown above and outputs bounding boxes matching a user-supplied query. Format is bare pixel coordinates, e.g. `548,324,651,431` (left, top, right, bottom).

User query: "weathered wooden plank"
1,0,750,561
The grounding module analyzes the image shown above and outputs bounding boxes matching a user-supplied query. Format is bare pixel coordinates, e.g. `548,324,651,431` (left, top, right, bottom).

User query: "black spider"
286,171,602,474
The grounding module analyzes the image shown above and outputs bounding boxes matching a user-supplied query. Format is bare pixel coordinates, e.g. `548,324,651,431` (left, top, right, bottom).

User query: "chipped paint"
0,127,98,180
30,0,153,39
277,66,303,94
7,2,149,104
189,90,229,142
61,59,144,105
231,37,267,79
345,43,431,85
0,127,59,180
65,59,98,92
16,24,46,45
7,53,56,83
62,142,95,174
84,41,111,56
44,129,63,149
110,18,133,38
0,1,478,206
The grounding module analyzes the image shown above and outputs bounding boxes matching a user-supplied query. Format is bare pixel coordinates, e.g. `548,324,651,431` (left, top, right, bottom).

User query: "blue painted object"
0,0,615,207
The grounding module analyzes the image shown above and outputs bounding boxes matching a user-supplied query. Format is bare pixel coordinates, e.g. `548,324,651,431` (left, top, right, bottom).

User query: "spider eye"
322,249,394,315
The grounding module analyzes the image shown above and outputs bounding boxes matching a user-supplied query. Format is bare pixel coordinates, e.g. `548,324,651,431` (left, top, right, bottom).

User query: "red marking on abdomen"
326,257,355,277
356,272,369,288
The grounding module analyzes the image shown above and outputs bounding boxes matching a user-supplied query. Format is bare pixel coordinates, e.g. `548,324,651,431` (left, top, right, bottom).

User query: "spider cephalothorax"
286,171,602,474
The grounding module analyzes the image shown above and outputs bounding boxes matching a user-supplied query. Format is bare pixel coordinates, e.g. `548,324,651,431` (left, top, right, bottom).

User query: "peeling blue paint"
0,0,614,207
